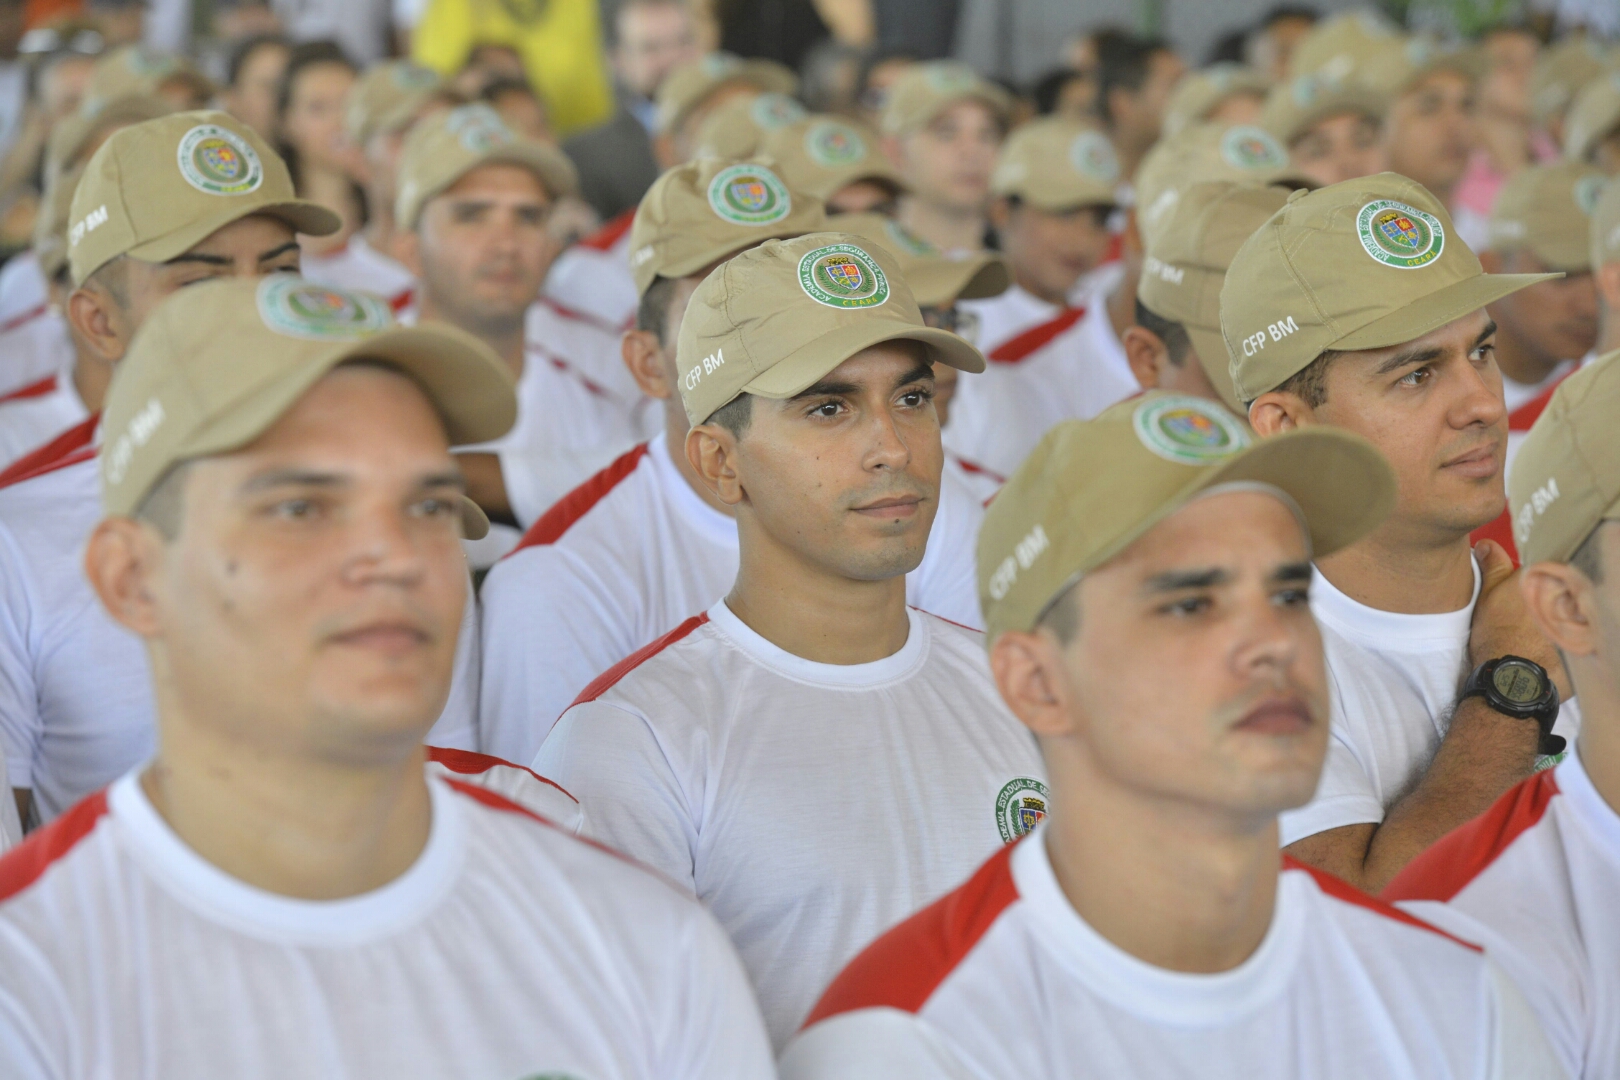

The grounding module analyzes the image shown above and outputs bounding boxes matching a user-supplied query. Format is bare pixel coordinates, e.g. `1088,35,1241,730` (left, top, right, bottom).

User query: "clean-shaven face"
416,163,555,331
899,100,1003,213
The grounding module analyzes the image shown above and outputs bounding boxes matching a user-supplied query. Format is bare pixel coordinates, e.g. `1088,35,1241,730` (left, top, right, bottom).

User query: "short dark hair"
276,39,355,120
227,33,289,89
1572,524,1608,585
706,393,754,438
1031,67,1089,115
636,276,679,346
1134,298,1191,367
133,461,192,540
1096,33,1171,125
1039,582,1081,643
85,257,129,311
480,75,540,106
1267,348,1343,409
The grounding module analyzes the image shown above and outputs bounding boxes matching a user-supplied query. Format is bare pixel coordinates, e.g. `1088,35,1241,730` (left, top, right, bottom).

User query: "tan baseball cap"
693,92,808,159
1488,162,1606,272
626,156,825,295
760,115,904,202
1135,122,1311,247
675,231,986,427
1588,176,1620,268
991,117,1119,211
346,60,447,145
100,275,516,538
68,110,341,287
1509,355,1620,564
655,53,798,135
829,211,1010,308
1289,10,1399,84
396,103,579,230
1163,64,1271,137
1259,71,1387,146
1222,172,1556,404
44,93,175,188
1139,182,1294,414
1530,36,1610,125
976,392,1396,642
880,60,1011,136
1564,71,1620,164
33,164,83,283
83,44,216,113
1359,36,1482,98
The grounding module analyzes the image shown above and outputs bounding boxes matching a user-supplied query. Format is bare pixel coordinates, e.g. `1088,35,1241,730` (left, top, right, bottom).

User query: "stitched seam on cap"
1275,216,1334,339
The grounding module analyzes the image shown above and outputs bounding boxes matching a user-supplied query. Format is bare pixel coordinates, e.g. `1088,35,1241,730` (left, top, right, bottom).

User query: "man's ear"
621,329,673,400
393,229,422,278
1248,389,1312,437
66,286,128,364
1521,560,1599,662
83,517,168,639
685,422,744,506
1122,325,1169,391
989,629,1074,740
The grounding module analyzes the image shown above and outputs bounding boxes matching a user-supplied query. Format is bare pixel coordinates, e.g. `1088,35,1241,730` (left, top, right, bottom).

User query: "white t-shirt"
534,598,1047,1048
0,305,73,400
541,210,638,336
0,374,87,471
0,739,17,852
479,435,988,765
1389,747,1620,1080
944,450,1005,505
0,451,482,822
1279,563,1581,846
0,769,774,1080
948,284,1139,475
781,827,1565,1080
0,251,46,329
299,234,417,310
525,295,654,424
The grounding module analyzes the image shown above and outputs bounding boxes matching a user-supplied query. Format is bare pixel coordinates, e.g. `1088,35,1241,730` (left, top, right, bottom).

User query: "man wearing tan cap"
945,118,1134,476
652,51,797,169
1127,181,1293,417
1133,120,1309,246
1161,62,1270,137
1369,39,1482,230
1530,36,1610,152
1259,70,1388,188
692,91,807,160
301,59,450,306
480,165,986,764
763,114,906,217
536,232,1045,1049
782,394,1563,1079
1227,173,1581,892
394,103,636,539
0,276,775,1079
879,60,1010,256
1389,358,1620,1080
1562,71,1620,173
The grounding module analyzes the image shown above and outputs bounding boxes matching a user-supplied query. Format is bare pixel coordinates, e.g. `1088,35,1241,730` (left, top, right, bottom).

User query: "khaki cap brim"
909,254,1011,306
1183,322,1246,415
1331,270,1557,352
124,198,342,266
741,321,985,403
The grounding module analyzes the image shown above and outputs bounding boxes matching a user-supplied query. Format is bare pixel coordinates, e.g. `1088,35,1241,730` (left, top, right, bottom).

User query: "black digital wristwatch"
1460,656,1565,757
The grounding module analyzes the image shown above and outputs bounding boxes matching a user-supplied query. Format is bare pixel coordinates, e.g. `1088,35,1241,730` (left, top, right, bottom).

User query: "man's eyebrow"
1373,320,1496,376
789,378,861,401
256,242,301,263
893,361,936,391
1271,562,1313,583
1141,567,1232,593
164,252,232,267
239,469,467,494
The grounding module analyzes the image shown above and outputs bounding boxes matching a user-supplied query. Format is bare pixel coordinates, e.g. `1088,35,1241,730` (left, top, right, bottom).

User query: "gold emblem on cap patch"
1132,395,1250,465
176,125,264,196
257,277,393,340
798,244,890,309
1356,199,1445,269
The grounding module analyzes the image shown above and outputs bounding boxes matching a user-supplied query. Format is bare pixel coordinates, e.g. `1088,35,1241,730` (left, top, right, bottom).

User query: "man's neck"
664,406,734,516
1315,524,1477,614
361,206,397,262
70,351,113,414
898,195,984,255
418,296,525,378
1044,748,1281,973
1492,317,1562,387
141,716,433,900
1013,269,1072,308
726,521,912,665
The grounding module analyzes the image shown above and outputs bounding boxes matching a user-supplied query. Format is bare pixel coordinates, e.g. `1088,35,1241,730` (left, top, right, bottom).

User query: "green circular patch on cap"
883,218,936,257
702,53,740,78
392,63,439,90
750,93,806,129
798,243,890,309
257,277,393,340
1069,130,1121,183
926,63,980,93
805,120,867,166
707,164,793,225
1220,125,1287,170
1357,199,1445,269
995,777,1050,842
1132,394,1250,465
176,125,263,196
448,104,515,153
1575,174,1605,215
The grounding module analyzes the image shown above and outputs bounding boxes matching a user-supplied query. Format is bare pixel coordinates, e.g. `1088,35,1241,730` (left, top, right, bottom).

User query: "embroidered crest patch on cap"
176,125,263,196
1575,174,1605,215
257,277,393,340
391,63,439,90
805,120,866,166
447,104,515,153
797,243,890,309
926,63,979,93
1356,199,1445,268
1220,125,1287,170
750,93,806,129
1069,130,1121,183
706,164,792,225
995,777,1050,842
1132,395,1250,465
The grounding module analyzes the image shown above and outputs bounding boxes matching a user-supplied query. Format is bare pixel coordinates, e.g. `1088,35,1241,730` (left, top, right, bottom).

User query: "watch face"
1492,659,1545,705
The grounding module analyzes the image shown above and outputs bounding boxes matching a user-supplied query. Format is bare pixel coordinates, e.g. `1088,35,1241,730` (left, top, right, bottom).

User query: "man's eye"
1159,596,1211,617
899,388,934,408
413,497,460,519
270,498,318,520
1397,366,1433,387
1275,587,1311,608
1470,343,1496,364
809,401,842,418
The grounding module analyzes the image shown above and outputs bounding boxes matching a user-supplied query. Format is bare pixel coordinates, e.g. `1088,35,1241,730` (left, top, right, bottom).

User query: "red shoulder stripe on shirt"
803,841,1021,1028
1509,373,1573,431
0,789,110,903
1470,509,1519,567
1382,769,1560,904
988,308,1086,364
0,302,47,334
1284,856,1481,951
389,288,415,313
578,208,635,251
508,442,650,554
0,374,57,404
0,413,98,489
425,745,578,804
566,612,709,712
